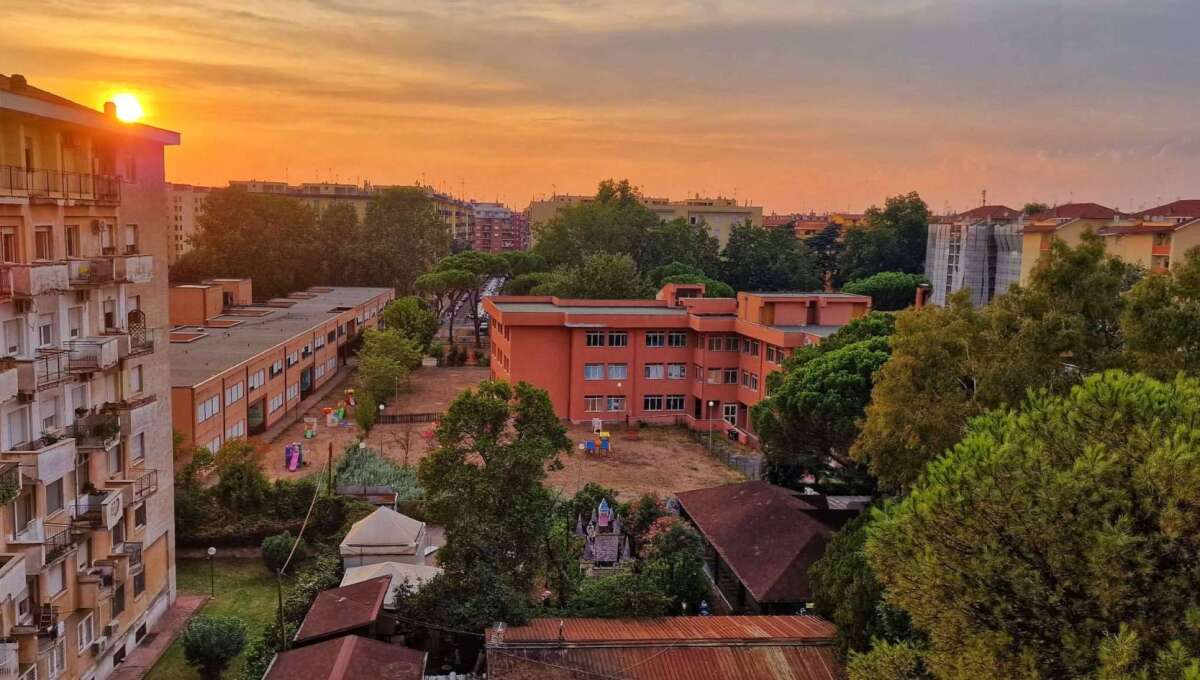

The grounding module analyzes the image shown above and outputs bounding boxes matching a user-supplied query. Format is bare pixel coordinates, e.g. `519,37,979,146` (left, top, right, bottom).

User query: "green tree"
361,328,423,370
807,223,845,285
182,615,247,680
356,352,409,405
639,517,709,613
532,253,656,299
843,272,927,311
502,271,559,295
533,180,661,267
417,380,571,629
499,251,548,277
261,531,306,573
312,201,360,284
640,218,722,275
381,296,440,352
660,274,735,298
839,192,930,283
415,267,476,341
720,221,822,291
648,261,705,286
358,187,452,293
432,251,509,346
1023,201,1050,216
867,371,1200,679
1121,247,1200,380
211,440,270,515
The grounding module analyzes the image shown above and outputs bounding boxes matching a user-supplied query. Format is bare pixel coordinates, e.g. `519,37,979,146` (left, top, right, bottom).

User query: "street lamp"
706,400,717,452
377,403,385,453
206,546,217,596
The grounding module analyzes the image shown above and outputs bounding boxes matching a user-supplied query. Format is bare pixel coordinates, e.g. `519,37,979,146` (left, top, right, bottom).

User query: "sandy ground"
546,423,746,501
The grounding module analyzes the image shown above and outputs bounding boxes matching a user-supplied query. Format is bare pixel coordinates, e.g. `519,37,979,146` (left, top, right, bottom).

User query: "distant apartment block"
527,194,764,246
0,73,178,680
924,205,1023,307
168,279,393,452
467,202,529,253
484,284,870,446
164,183,210,264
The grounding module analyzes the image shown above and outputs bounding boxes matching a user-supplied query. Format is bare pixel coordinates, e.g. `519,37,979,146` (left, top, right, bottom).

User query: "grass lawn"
146,558,284,680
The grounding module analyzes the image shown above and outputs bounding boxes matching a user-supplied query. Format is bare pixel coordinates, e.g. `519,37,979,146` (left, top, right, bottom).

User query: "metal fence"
376,412,441,425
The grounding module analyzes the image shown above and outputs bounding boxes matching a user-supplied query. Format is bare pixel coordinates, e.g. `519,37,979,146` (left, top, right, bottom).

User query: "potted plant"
0,478,18,506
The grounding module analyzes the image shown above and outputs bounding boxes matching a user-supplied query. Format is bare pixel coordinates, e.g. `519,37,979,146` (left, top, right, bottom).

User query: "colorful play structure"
583,431,612,455
284,442,307,471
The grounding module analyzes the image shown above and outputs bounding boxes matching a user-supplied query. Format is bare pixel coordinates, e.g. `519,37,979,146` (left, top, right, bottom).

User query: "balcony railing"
0,437,76,485
0,462,21,505
111,468,157,504
0,349,70,395
67,258,116,286
119,541,143,575
0,165,121,203
0,262,70,297
43,525,74,564
70,412,121,450
65,337,120,373
114,255,153,284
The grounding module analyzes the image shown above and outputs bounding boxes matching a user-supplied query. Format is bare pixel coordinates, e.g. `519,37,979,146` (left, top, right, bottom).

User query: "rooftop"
1,73,180,144
168,285,392,387
957,204,1020,221
1133,199,1200,219
265,635,425,680
491,301,686,316
1027,202,1117,221
294,576,391,644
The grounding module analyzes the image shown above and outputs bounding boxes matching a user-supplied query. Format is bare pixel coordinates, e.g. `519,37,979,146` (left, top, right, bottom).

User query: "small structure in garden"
341,561,443,609
575,498,632,575
340,506,435,568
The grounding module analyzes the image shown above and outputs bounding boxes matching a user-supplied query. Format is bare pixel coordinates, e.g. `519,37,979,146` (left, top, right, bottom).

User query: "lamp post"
377,403,385,453
206,546,216,596
706,400,717,452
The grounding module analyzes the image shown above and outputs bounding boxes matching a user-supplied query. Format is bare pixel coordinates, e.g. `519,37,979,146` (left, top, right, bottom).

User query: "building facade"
466,202,528,253
526,194,764,247
164,183,210,264
0,73,178,679
168,280,392,451
924,205,1023,307
484,284,870,445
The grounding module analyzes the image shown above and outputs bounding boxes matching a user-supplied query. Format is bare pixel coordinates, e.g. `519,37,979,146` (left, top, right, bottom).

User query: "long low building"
484,283,870,445
168,279,393,451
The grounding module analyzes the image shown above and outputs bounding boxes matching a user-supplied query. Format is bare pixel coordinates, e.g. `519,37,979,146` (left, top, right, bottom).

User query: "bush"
335,445,424,502
428,341,445,363
262,531,306,573
355,391,378,432
182,615,247,680
842,271,926,311
473,349,488,367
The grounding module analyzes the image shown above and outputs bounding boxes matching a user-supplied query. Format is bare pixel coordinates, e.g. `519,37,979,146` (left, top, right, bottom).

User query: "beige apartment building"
0,74,178,679
527,194,763,246
164,183,210,264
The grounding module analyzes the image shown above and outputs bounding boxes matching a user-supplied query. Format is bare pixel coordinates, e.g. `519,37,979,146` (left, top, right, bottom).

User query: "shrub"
262,531,306,573
182,615,247,680
473,349,489,367
335,445,424,502
428,341,445,363
355,391,378,432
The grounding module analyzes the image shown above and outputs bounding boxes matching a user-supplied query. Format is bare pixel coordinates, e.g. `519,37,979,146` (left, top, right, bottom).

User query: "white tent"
339,506,429,567
340,562,443,608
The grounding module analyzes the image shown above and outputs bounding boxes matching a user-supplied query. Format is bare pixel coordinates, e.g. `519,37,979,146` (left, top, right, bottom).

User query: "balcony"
43,524,74,564
65,337,121,373
110,468,157,504
104,394,157,434
77,562,118,609
71,412,121,451
71,489,124,531
0,461,21,504
0,165,121,203
0,437,76,485
67,257,116,286
0,637,17,678
0,366,17,403
0,262,70,297
115,254,154,284
0,553,28,615
1,349,71,395
116,541,143,575
11,604,60,638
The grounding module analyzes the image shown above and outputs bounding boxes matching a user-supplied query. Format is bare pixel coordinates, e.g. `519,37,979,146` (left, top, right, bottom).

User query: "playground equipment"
583,431,612,455
304,416,318,439
284,442,307,472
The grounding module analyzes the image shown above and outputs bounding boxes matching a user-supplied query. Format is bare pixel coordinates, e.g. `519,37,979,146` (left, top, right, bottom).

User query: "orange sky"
4,1,1198,214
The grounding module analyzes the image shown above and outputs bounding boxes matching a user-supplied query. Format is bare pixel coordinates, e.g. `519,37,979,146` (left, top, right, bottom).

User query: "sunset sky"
4,0,1198,214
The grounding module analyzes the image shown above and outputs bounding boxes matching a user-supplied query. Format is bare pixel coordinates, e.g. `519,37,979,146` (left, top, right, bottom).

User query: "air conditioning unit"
103,623,118,637
13,299,33,315
91,636,109,654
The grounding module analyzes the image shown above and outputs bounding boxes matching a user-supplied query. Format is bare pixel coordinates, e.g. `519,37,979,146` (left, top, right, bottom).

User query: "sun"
111,93,144,123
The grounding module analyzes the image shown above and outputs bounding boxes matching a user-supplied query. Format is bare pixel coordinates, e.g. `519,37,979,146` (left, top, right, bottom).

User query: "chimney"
915,283,932,310
9,74,27,91
103,101,117,117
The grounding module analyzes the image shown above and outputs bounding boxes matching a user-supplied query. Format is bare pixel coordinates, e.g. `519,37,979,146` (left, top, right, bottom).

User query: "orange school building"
484,284,871,444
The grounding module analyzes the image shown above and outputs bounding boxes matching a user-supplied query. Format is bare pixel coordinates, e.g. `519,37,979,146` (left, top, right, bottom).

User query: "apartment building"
0,73,178,679
466,202,529,253
924,204,1023,307
164,183,210,264
168,279,393,451
527,194,764,247
484,284,869,445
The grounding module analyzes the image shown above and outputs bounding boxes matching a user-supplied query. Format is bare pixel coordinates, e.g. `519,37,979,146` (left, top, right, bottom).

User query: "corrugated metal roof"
294,576,391,644
493,616,835,645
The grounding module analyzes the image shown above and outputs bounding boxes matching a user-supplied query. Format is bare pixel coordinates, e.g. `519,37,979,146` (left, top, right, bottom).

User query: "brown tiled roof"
265,635,425,680
957,205,1020,220
487,616,840,680
676,481,836,603
1134,199,1200,219
1027,202,1117,221
294,576,391,644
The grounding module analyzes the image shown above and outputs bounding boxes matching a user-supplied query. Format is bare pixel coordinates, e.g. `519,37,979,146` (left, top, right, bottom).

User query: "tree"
648,262,705,286
417,380,571,629
312,202,361,284
639,517,709,613
1023,201,1050,216
721,221,822,292
660,274,735,298
1121,247,1200,381
843,272,927,311
358,187,452,294
502,271,558,295
839,192,930,283
866,371,1200,678
211,440,271,515
531,253,655,299
415,267,476,342
381,297,440,352
532,180,662,268
261,531,305,572
640,218,722,275
432,251,509,347
808,223,845,286
361,328,423,370
183,615,247,680
357,352,409,404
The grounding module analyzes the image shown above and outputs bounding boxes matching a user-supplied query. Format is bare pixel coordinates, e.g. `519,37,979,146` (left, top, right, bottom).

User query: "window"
125,224,139,253
667,363,687,379
13,492,33,535
130,365,143,393
668,331,688,347
269,393,284,413
68,307,83,339
47,562,66,596
65,225,80,258
742,339,760,356
134,503,147,528
724,368,738,384
0,228,17,262
742,371,759,390
225,382,244,406
270,360,283,377
606,364,627,380
584,396,604,412
724,336,738,352
607,396,626,412
71,385,87,415
248,369,265,391
106,445,122,477
766,346,777,363
707,337,722,351
645,331,665,347
585,330,605,347
133,570,145,597
113,584,126,617
643,395,664,411
196,395,220,423
6,408,28,448
314,335,325,348
327,330,337,343
206,436,222,453
666,395,686,411
643,363,664,380
48,640,65,679
694,363,702,381
226,420,245,439
37,314,54,348
77,614,95,653
46,478,64,515
34,226,53,260
130,432,145,463
287,383,300,400
4,318,23,355
707,368,722,384
723,403,738,426
40,395,59,432
286,352,298,367
608,331,628,347
583,364,604,380
742,370,750,387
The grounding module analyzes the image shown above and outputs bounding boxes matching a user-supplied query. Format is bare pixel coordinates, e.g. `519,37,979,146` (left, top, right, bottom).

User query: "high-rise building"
164,183,211,264
527,194,763,247
0,73,178,679
924,205,1023,307
466,202,528,253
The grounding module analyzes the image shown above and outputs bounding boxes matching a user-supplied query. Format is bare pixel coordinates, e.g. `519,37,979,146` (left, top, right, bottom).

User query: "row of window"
584,330,688,348
225,381,244,407
583,395,687,412
0,222,139,263
196,394,220,423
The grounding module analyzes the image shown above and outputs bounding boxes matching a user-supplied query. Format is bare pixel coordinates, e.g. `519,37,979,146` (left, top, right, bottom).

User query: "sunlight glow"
111,93,144,123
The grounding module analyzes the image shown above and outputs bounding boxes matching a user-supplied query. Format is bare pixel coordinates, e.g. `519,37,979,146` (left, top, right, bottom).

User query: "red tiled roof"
265,635,425,680
487,616,840,680
1027,202,1117,221
294,576,391,644
957,205,1020,221
676,482,836,603
1134,199,1200,219
764,214,798,228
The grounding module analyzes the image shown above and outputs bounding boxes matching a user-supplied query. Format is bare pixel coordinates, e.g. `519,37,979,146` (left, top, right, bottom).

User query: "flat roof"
768,324,843,337
169,286,392,388
749,291,867,299
492,302,686,316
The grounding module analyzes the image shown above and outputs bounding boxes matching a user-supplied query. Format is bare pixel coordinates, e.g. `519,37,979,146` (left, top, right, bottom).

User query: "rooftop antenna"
981,189,987,207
